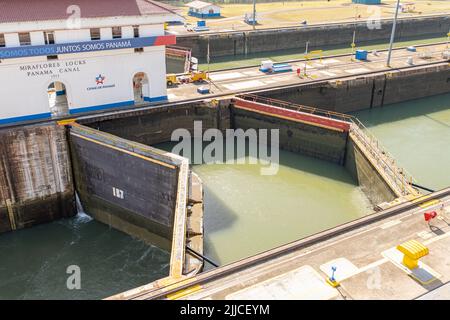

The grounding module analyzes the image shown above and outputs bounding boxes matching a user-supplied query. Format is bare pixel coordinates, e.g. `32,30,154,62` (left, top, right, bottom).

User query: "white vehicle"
443,50,450,61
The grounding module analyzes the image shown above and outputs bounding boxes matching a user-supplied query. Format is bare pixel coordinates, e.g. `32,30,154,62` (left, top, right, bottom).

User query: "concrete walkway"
167,43,448,103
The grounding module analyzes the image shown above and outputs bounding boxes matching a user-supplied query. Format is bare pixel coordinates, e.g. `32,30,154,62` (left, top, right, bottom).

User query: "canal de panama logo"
87,74,115,91
95,74,105,85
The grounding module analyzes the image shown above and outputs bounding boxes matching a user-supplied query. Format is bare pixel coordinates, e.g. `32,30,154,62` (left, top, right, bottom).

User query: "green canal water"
197,153,371,265
0,93,449,299
0,212,170,300
352,93,450,191
155,141,372,265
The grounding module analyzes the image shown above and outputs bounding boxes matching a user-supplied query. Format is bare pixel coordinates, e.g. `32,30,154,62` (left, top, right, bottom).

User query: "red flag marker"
424,211,437,222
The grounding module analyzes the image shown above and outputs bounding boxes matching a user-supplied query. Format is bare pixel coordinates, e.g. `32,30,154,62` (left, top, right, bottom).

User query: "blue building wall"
352,0,381,4
188,11,220,18
188,10,220,18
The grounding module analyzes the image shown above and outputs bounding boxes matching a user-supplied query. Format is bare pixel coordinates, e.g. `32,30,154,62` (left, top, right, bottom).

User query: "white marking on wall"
112,187,124,199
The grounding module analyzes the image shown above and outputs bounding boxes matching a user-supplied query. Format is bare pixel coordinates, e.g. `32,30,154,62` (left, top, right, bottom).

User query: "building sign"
19,59,86,77
0,35,176,59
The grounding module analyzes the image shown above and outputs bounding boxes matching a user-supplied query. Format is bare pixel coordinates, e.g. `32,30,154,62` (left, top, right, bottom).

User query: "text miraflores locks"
19,60,87,77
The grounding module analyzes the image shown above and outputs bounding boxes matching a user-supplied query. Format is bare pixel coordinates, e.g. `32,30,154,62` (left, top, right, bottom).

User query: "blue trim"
0,96,169,124
0,112,52,125
352,0,380,3
144,95,168,103
56,90,66,96
70,96,168,114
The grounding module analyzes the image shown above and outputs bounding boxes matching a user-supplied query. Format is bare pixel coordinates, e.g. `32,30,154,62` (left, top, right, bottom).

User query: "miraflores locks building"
0,0,183,124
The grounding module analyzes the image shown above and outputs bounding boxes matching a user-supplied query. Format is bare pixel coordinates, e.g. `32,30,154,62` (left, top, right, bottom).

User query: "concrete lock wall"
232,104,398,206
0,123,75,233
85,98,346,165
231,98,401,206
256,63,450,113
344,137,397,205
84,99,399,208
82,100,232,145
232,107,348,165
68,124,184,250
177,15,450,58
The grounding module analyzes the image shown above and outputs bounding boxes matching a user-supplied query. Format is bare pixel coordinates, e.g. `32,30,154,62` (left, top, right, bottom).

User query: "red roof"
0,0,178,24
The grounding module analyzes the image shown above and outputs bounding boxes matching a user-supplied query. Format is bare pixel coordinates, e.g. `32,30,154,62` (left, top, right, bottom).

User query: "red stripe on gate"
233,99,351,132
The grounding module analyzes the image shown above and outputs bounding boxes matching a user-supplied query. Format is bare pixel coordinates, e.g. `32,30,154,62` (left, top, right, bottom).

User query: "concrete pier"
165,43,449,114
0,123,75,233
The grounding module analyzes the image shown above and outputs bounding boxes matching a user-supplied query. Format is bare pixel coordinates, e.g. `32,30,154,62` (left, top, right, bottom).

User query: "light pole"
207,36,211,92
252,0,256,30
386,0,401,67
304,41,309,77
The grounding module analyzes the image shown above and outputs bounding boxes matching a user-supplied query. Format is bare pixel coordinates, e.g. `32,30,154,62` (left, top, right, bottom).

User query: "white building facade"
0,0,182,125
187,1,221,18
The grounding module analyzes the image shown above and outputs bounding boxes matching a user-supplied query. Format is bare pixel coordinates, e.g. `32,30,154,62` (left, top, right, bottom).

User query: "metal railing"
236,94,419,197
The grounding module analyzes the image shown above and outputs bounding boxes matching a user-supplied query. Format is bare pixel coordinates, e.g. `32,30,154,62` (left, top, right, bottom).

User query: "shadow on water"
278,148,356,185
352,93,450,127
201,189,239,266
352,93,450,191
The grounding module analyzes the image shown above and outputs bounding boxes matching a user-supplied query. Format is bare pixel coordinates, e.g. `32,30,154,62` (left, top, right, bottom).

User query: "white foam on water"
74,211,93,223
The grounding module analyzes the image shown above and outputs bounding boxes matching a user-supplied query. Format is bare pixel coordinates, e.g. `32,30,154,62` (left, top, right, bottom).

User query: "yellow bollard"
397,239,429,270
